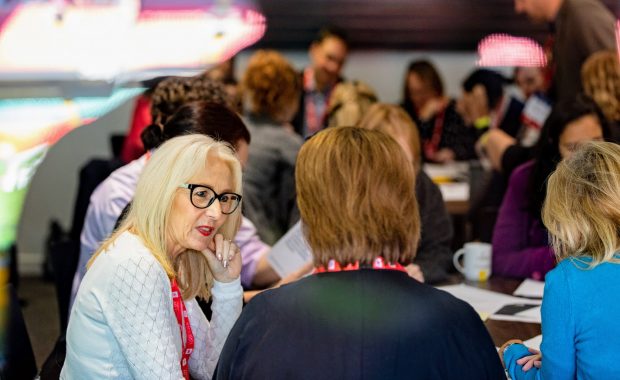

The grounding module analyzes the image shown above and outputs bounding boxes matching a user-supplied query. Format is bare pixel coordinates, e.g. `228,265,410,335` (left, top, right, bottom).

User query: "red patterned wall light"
477,33,546,68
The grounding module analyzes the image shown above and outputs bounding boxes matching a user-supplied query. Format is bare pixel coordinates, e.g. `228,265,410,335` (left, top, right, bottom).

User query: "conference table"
442,275,542,346
423,161,494,249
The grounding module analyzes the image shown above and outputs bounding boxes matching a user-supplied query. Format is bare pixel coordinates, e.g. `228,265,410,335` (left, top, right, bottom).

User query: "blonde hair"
241,50,300,123
358,103,422,171
327,80,378,128
542,141,620,267
581,51,620,122
296,127,420,266
89,135,243,300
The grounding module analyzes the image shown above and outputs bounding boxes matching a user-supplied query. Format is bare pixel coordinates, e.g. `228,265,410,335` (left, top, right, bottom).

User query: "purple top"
235,217,270,287
492,160,556,280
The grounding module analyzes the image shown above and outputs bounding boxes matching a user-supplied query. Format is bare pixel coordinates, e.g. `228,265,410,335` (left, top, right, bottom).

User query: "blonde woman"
326,80,377,128
62,135,244,379
358,103,453,284
500,141,620,379
216,127,504,380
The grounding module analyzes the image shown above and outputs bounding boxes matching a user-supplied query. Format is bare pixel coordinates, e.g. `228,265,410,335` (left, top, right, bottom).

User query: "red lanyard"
304,68,332,135
171,279,194,380
423,105,447,159
314,256,407,274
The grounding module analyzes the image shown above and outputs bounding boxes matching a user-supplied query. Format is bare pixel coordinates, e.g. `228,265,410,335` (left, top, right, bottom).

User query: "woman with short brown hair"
216,127,504,380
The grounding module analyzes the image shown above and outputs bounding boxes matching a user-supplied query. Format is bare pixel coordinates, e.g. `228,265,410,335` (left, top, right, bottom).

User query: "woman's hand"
481,129,516,171
516,347,542,371
202,234,242,283
418,97,447,121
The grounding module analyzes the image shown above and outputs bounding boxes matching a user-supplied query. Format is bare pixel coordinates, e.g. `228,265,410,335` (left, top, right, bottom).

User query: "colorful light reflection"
0,87,143,368
0,0,266,368
0,88,144,252
0,0,266,81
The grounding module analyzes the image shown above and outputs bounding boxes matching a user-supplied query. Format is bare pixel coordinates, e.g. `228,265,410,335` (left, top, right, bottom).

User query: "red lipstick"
196,226,214,236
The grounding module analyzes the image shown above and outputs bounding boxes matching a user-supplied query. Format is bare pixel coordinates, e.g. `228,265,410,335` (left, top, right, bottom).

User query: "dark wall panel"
255,0,619,50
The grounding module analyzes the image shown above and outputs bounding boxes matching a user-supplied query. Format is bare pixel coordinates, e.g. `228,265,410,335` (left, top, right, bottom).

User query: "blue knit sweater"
504,256,620,379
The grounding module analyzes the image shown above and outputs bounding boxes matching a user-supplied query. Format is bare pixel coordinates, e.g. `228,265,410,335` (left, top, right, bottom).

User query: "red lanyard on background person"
314,256,407,274
423,105,447,159
304,68,332,136
171,279,194,380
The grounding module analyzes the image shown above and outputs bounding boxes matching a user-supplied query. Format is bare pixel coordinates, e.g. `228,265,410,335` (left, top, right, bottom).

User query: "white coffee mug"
453,242,492,282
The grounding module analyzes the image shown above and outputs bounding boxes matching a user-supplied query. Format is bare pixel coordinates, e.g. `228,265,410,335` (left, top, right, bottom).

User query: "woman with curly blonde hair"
582,50,620,137
241,50,304,244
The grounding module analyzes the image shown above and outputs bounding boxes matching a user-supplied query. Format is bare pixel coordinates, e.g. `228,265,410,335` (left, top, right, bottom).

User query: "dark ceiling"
255,0,620,50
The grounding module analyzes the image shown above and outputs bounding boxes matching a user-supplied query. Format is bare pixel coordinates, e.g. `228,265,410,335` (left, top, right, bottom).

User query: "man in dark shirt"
514,0,616,103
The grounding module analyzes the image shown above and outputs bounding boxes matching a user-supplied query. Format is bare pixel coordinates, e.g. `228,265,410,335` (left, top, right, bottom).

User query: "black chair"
55,157,124,331
109,134,126,161
468,168,505,243
1,284,37,380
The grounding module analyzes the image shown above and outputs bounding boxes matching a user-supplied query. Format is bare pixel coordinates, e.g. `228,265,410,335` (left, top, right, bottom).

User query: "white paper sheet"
423,162,469,180
524,334,543,351
266,221,313,278
438,182,469,202
513,279,545,298
436,284,541,323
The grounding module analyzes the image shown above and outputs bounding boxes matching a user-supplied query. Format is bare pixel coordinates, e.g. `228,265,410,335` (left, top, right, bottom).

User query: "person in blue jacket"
500,141,620,379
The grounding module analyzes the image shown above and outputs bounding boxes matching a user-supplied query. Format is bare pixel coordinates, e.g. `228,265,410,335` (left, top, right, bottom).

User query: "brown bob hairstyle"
296,127,420,266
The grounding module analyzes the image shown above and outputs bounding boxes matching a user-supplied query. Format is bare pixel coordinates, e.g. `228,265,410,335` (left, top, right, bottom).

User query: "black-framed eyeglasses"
179,184,242,215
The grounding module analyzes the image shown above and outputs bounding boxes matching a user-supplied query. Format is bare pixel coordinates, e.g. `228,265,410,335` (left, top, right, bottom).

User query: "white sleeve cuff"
212,278,242,298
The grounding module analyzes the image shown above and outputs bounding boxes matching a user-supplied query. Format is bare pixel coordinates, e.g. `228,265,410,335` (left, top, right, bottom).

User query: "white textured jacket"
61,231,242,379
